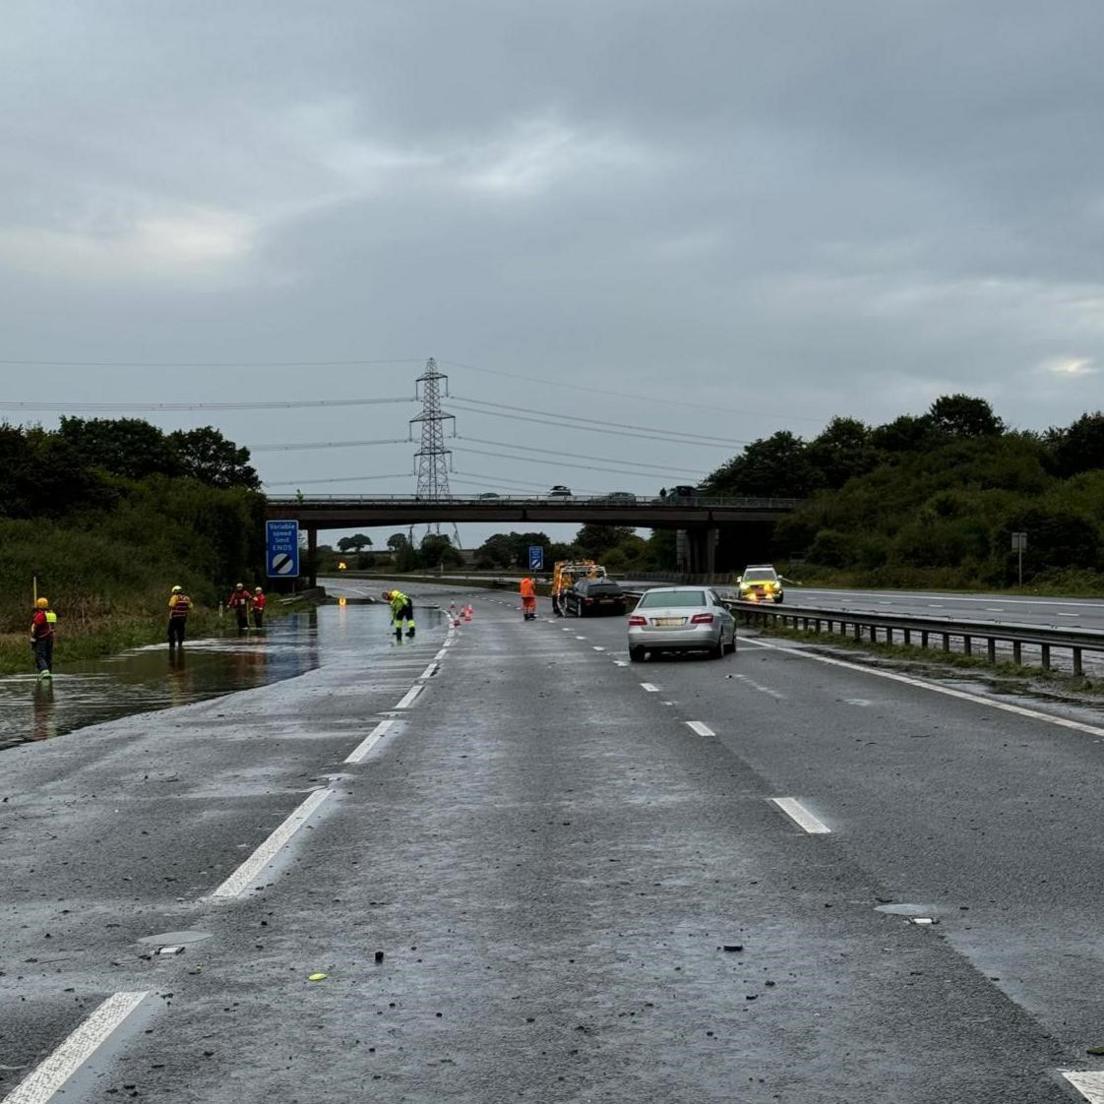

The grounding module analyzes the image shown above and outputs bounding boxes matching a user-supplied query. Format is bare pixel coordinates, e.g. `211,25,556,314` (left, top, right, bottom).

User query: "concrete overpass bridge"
266,493,800,581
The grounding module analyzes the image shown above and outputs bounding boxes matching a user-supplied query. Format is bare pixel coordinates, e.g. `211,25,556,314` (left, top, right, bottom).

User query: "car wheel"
708,636,725,659
723,630,735,655
629,646,645,662
775,594,784,604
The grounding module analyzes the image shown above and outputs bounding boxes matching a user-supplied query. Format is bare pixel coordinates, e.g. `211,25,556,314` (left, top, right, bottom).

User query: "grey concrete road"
747,585,1104,632
2,584,1101,1102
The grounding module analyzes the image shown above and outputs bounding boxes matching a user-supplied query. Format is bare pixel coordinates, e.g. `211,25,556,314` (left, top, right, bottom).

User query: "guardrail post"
870,625,878,644
921,630,929,648
1013,640,1022,665
853,622,861,641
1041,643,1051,670
963,635,972,656
886,627,893,645
814,618,821,634
942,633,950,652
987,638,996,663
903,628,911,646
1073,647,1083,676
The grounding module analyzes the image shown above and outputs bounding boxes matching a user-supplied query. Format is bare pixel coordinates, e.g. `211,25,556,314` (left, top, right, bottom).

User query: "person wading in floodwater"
30,596,56,679
252,587,267,628
167,585,192,648
226,582,251,631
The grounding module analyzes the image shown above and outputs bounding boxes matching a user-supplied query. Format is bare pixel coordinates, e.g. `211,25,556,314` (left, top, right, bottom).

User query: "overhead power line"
262,473,413,487
452,445,702,482
449,395,745,448
458,435,704,476
0,397,414,413
250,436,410,452
0,357,423,368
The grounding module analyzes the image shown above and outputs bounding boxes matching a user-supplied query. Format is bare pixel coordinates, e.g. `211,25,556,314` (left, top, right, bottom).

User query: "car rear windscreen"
638,590,706,608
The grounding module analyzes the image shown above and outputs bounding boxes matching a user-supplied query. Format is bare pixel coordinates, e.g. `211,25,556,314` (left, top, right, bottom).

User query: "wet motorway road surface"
2,583,1103,1102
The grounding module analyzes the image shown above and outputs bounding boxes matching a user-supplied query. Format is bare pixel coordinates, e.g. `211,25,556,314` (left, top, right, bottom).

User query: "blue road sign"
266,520,300,578
528,545,544,571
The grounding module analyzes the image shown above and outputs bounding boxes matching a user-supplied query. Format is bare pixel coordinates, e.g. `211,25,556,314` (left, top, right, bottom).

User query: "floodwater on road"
0,601,440,750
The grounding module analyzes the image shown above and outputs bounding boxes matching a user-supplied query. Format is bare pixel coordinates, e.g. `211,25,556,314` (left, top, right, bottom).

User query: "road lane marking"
592,646,606,652
209,788,332,899
1058,613,1080,618
345,720,396,764
1,991,149,1104
1062,1070,1104,1101
394,685,422,709
985,607,1005,612
434,649,447,661
685,721,714,737
613,660,628,667
771,797,831,834
640,683,659,692
733,673,786,700
418,661,439,680
743,637,1104,738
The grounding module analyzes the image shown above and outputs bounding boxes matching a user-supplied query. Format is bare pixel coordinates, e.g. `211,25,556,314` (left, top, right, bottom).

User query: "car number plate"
654,617,684,627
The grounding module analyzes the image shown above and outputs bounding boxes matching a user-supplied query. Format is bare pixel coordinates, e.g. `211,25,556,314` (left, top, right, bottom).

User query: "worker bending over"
383,590,415,638
520,576,537,621
168,585,192,647
30,596,56,678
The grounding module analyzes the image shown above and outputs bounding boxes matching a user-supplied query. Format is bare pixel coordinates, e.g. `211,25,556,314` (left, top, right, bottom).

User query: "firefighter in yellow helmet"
31,596,56,678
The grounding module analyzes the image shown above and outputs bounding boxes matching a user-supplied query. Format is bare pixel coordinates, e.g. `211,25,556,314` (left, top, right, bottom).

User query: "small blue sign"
528,545,544,571
267,520,300,578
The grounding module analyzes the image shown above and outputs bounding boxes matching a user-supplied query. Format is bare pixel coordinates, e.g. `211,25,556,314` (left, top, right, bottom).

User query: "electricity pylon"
409,358,462,548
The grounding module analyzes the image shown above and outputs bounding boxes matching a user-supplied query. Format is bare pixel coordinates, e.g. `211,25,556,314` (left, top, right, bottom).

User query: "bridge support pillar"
678,527,718,577
307,526,317,589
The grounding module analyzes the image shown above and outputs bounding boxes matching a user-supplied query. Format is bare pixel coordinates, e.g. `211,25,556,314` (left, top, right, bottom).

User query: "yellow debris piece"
308,972,328,982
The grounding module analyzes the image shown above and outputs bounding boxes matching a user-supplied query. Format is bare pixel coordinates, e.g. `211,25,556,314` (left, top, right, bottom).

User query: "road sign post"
528,545,544,572
1011,531,1027,588
267,520,301,579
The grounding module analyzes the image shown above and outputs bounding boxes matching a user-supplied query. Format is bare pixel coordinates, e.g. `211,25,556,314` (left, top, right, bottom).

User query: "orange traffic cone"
463,605,473,622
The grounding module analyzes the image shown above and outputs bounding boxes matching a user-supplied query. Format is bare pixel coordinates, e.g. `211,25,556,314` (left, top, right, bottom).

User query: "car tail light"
584,598,594,604
628,615,646,626
691,613,714,624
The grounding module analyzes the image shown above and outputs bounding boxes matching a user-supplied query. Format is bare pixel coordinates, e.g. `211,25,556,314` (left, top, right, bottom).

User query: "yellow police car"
737,565,784,603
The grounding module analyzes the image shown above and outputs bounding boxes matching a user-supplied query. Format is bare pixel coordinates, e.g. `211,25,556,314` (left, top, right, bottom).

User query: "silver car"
627,586,736,662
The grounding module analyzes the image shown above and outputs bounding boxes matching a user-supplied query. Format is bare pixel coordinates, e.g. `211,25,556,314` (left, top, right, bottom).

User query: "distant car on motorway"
627,586,736,661
477,492,501,500
670,485,698,501
564,577,627,617
604,491,637,504
549,485,572,498
737,565,784,603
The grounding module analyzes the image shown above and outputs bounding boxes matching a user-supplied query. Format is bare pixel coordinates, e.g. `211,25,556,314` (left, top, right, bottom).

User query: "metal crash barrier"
727,600,1104,676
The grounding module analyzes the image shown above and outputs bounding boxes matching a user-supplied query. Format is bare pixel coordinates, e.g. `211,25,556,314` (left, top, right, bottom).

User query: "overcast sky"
2,1,1102,544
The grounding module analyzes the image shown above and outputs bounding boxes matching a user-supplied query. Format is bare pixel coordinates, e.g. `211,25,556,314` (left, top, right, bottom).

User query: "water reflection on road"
0,611,322,750
1,599,446,751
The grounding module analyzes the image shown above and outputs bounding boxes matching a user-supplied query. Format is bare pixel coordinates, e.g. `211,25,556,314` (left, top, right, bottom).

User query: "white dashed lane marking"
1061,1070,1104,1102
394,685,422,709
640,683,659,692
209,788,332,899
771,797,831,834
345,720,396,764
1,992,150,1104
685,721,714,737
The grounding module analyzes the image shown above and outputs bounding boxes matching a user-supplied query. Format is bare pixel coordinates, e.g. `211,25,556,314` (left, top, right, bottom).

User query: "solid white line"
394,685,422,709
742,637,1104,738
685,721,714,737
209,789,332,899
640,683,660,692
1,992,149,1104
344,720,395,764
771,797,831,834
418,661,438,680
1062,1070,1104,1101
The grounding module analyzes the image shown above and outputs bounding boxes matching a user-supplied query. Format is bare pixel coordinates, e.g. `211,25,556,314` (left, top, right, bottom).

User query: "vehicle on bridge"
737,564,784,603
549,484,572,498
627,586,736,661
564,577,627,617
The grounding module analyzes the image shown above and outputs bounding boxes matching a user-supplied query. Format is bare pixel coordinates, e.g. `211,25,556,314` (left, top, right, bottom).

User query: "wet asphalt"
1,583,1102,1102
